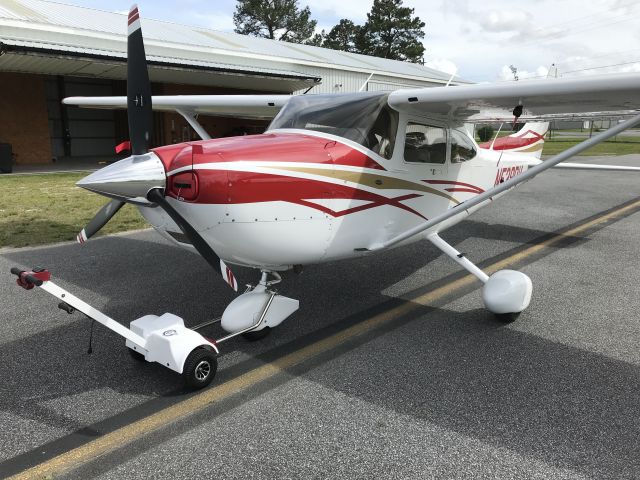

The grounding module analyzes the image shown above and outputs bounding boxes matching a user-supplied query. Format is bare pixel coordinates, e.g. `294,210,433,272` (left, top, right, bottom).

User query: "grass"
542,136,640,156
0,173,148,248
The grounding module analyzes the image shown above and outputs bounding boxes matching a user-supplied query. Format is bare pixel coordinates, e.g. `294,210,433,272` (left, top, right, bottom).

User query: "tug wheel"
183,348,218,389
242,326,271,341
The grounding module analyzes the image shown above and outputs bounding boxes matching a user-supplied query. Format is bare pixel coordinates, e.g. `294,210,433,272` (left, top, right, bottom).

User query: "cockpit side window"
404,122,447,164
364,105,398,159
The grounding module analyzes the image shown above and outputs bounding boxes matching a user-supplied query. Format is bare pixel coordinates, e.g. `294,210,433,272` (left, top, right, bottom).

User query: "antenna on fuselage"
490,122,505,151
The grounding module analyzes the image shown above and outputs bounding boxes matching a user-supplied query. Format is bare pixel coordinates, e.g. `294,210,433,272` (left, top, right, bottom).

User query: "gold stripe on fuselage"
276,166,461,204
517,143,543,153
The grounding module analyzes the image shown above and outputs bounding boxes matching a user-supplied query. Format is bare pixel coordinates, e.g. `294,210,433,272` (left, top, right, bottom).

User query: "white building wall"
293,67,451,95
292,67,370,94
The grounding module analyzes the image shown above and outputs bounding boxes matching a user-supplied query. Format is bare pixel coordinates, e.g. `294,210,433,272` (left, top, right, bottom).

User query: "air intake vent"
169,171,199,201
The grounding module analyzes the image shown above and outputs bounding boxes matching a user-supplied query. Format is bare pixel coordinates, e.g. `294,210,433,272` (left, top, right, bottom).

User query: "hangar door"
46,76,124,159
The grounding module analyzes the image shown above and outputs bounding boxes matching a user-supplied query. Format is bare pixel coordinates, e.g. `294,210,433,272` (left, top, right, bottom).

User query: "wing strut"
358,110,640,252
176,109,211,140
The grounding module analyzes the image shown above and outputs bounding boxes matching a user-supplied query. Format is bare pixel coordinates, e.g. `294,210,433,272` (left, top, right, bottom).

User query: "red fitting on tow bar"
11,267,51,290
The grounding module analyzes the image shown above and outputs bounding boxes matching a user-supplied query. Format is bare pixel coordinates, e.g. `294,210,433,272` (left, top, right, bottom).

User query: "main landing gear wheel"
241,326,271,341
183,348,218,389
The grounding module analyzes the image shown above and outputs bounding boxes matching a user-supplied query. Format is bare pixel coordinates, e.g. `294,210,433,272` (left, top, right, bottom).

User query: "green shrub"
477,125,494,142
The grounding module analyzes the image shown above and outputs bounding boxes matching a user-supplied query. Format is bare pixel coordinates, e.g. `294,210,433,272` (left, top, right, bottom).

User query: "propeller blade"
147,189,238,291
126,4,153,155
77,199,125,244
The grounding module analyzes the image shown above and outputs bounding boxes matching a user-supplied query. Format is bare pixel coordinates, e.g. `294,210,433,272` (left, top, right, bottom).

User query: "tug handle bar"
10,267,44,286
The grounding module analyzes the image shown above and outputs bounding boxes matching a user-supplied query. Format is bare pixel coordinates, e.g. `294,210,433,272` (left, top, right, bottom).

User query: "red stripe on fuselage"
153,132,430,219
445,188,484,194
176,169,427,219
294,193,425,219
128,12,140,25
478,130,545,150
424,180,484,193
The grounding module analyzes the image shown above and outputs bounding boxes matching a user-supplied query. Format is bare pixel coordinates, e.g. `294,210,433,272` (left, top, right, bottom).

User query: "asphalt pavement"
1,155,639,479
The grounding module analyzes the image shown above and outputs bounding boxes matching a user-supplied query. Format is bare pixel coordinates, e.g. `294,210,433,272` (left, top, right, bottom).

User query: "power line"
516,13,638,48
518,0,638,39
561,60,640,75
500,60,640,81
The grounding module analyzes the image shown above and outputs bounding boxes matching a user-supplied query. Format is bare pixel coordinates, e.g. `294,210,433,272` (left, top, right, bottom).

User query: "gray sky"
58,0,640,82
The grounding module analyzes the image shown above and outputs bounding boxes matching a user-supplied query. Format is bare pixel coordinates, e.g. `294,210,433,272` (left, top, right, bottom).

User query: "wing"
388,73,640,121
63,94,292,119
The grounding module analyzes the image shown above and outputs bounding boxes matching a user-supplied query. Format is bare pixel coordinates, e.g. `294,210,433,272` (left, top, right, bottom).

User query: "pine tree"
322,19,360,53
358,0,425,63
233,0,317,44
306,31,326,46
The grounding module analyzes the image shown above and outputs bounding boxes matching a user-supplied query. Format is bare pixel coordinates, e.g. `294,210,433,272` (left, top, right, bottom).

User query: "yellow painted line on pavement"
10,197,640,480
412,197,640,306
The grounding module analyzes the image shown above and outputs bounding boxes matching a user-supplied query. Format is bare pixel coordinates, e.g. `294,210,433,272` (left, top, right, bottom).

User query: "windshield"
268,93,399,158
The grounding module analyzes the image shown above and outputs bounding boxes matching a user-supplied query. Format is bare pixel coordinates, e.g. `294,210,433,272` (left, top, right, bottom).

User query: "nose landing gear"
219,271,299,342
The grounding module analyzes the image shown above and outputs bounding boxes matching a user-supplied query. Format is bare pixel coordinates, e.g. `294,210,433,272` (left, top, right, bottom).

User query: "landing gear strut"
219,271,298,342
427,233,532,320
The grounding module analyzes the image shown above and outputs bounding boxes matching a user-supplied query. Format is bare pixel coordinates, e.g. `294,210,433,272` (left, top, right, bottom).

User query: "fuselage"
138,125,535,270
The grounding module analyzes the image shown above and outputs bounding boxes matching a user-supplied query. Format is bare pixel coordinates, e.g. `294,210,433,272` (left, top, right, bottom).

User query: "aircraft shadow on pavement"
0,233,437,436
0,219,596,469
0,219,587,409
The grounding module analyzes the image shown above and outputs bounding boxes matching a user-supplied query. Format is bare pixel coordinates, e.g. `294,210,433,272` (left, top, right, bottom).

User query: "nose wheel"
242,326,271,341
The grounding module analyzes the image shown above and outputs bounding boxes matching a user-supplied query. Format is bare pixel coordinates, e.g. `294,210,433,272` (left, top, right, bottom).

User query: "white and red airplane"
12,5,640,388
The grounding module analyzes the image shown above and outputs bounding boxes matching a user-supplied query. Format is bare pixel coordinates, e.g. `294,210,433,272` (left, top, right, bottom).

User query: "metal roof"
0,37,320,91
0,0,468,91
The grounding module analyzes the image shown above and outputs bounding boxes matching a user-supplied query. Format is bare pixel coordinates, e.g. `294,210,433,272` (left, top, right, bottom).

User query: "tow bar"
11,267,220,389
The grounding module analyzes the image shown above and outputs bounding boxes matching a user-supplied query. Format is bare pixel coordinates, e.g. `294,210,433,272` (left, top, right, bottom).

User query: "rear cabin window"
450,129,477,163
404,123,447,164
